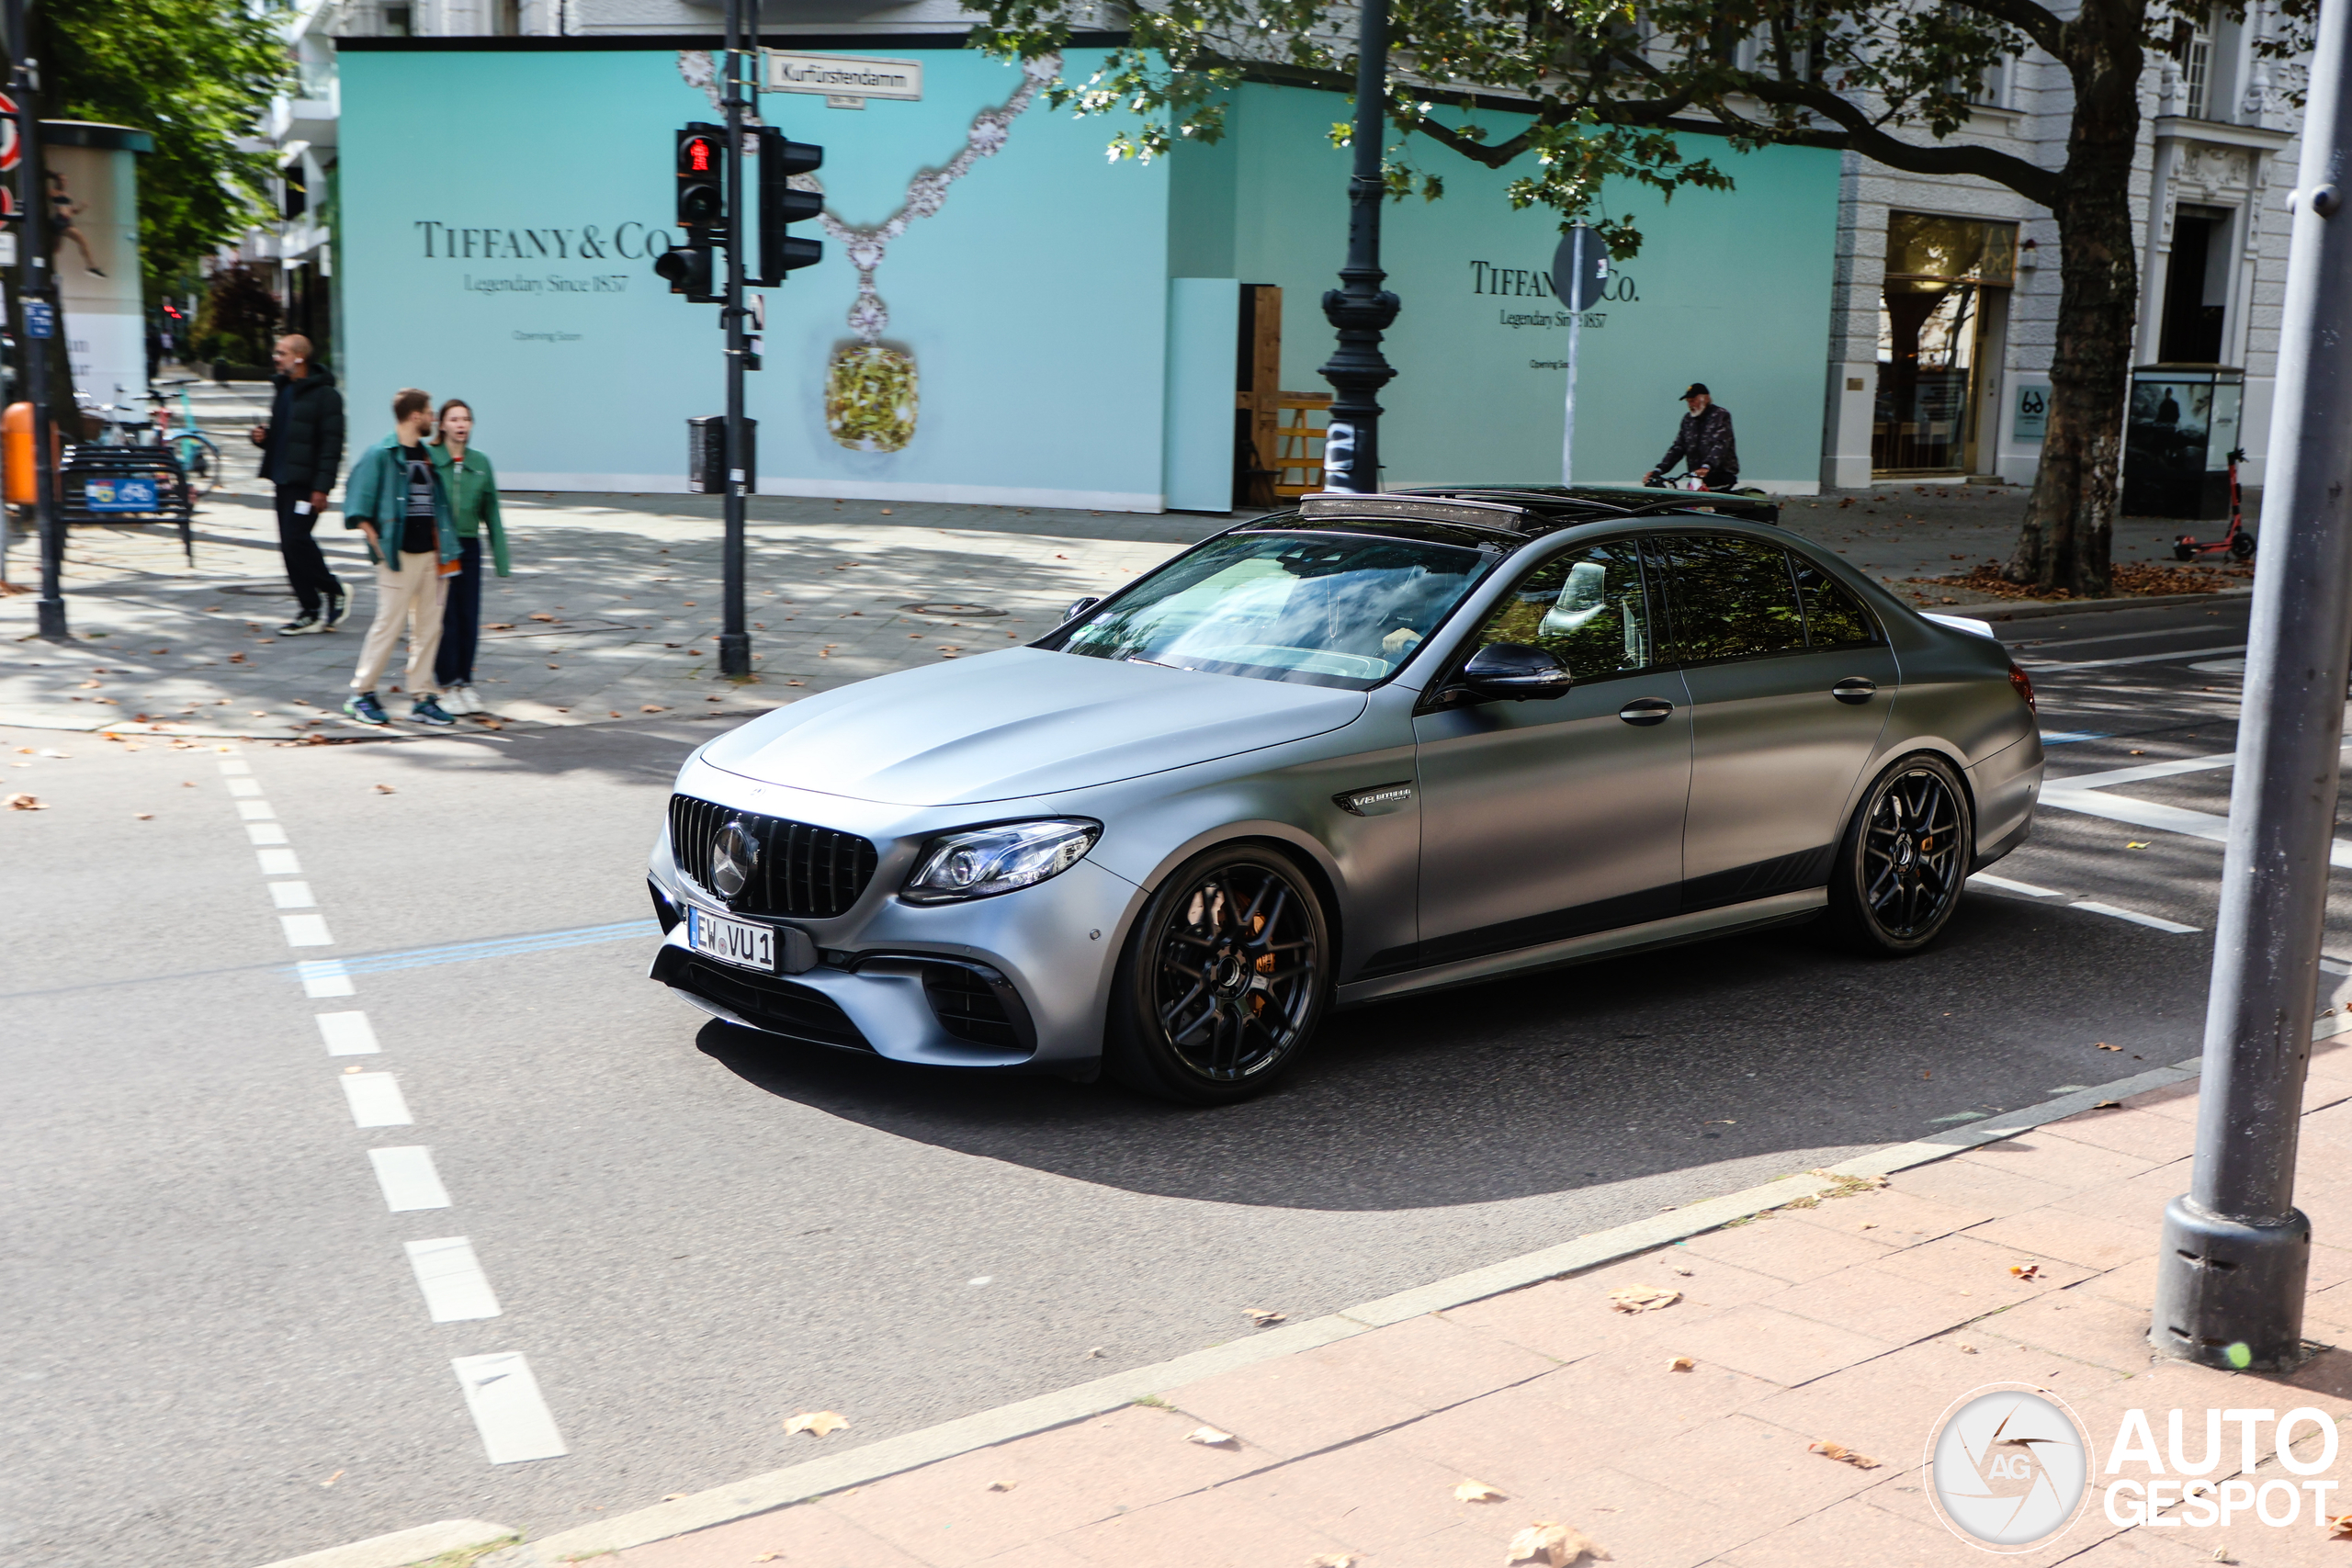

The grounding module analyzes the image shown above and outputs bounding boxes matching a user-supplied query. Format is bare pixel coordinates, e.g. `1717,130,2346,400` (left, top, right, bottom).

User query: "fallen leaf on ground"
1309,1555,1360,1568
754,1554,783,1562
2096,1042,2121,1051
2331,1512,2352,1538
1960,1344,1979,1353
1809,1439,1880,1469
1505,1521,1610,1565
1606,1286,1680,1314
1244,1307,1286,1325
641,705,667,713
1184,1425,1238,1447
987,1479,1016,1492
1671,1266,1694,1277
372,784,396,794
320,1469,343,1486
529,612,557,622
663,1493,688,1501
2011,1263,2041,1280
6,794,45,810
784,1411,848,1438
1668,1356,1695,1371
1086,1347,1104,1358
134,812,153,820
2094,1100,2122,1109
487,622,515,630
2128,841,2150,850
1455,1480,1506,1502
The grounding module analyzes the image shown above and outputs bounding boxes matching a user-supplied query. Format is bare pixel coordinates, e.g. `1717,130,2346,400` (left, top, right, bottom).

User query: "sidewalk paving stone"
1713,1490,1973,1568
1951,1131,2162,1190
1778,1185,1996,1244
1963,1205,2165,1272
1676,1213,1897,1281
1636,1302,1897,1388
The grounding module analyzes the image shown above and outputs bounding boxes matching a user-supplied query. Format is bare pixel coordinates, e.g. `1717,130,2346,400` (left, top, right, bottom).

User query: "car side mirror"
1456,642,1573,702
1062,595,1100,623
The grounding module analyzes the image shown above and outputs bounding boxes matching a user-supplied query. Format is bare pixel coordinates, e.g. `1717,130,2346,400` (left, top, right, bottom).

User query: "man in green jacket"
340,388,462,728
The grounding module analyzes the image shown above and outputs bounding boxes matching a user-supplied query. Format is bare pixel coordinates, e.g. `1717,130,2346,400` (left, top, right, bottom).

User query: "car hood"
700,648,1369,807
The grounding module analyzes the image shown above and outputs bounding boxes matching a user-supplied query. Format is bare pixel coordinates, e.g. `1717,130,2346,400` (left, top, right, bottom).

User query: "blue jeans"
434,536,483,688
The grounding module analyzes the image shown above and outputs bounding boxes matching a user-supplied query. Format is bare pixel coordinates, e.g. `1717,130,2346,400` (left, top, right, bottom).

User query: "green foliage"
974,0,2312,253
29,0,288,297
192,262,278,366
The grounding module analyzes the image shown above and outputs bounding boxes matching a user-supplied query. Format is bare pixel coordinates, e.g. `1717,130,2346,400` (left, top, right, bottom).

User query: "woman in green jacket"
428,399,510,714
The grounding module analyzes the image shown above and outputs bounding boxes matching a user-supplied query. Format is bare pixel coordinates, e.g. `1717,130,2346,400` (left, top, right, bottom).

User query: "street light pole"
1317,0,1398,494
2150,0,2352,1372
5,0,64,639
717,0,752,679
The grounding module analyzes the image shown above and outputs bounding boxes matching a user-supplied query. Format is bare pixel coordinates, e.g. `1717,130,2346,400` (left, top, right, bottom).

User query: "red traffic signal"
674,122,725,237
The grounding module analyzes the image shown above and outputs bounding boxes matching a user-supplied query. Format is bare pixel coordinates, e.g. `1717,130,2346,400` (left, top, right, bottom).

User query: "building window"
2177,14,2213,117
383,3,412,33
2159,205,2233,363
1874,212,2018,476
494,0,519,32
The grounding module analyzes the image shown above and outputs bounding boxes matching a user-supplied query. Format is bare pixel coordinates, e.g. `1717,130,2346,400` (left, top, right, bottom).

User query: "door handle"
1831,677,1878,704
1619,697,1677,726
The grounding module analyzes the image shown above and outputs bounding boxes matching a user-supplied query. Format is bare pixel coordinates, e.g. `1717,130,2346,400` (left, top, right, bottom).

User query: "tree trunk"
2007,1,2145,597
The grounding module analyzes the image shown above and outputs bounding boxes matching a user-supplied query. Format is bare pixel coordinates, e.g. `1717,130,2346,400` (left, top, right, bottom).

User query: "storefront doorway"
1873,212,2017,476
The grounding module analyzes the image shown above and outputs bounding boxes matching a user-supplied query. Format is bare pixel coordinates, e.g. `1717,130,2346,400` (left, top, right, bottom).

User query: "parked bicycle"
147,378,222,499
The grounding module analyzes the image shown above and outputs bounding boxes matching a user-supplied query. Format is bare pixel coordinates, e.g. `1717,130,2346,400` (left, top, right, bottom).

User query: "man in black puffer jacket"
249,334,347,635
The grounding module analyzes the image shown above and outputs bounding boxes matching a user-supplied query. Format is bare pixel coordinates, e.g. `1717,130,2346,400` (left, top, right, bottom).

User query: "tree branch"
1726,76,2064,202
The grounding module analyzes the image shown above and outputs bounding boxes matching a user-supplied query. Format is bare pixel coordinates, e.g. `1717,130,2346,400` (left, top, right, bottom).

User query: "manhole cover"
900,602,1006,618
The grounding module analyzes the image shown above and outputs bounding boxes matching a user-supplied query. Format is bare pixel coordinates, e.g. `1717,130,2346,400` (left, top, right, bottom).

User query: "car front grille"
668,794,878,919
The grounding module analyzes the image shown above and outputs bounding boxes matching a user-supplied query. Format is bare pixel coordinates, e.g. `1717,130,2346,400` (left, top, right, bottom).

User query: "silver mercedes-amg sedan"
647,486,2043,1103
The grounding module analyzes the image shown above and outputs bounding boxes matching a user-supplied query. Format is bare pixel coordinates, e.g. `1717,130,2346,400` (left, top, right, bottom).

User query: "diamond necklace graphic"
791,53,1060,452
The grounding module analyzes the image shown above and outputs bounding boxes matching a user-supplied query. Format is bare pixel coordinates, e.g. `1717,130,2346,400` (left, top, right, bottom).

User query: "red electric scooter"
2172,447,2256,561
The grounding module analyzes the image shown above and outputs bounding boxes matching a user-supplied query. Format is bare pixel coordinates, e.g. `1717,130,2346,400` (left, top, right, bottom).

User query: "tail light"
2008,661,2036,710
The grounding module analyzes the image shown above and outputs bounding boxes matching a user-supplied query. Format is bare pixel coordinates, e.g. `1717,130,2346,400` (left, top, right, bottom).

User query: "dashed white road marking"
452,1353,566,1462
406,1237,502,1323
217,759,251,776
299,960,356,998
340,1072,413,1127
257,848,302,875
227,777,263,798
246,822,289,846
2192,658,2247,674
368,1146,453,1212
2074,900,2201,934
1970,872,2064,898
236,799,277,821
316,1010,379,1055
269,881,317,909
2020,643,2246,670
280,912,334,947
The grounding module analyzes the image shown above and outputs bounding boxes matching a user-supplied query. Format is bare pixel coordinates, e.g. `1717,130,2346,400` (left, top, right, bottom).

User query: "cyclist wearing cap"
1646,382,1739,491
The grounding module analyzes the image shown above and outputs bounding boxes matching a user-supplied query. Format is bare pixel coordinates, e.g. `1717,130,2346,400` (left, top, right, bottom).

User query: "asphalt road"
7,589,2333,1568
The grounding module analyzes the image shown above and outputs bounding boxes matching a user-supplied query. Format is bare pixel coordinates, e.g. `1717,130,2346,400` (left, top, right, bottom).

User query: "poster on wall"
46,125,149,417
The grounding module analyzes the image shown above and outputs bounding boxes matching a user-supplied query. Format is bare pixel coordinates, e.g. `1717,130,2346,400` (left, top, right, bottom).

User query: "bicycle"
146,378,223,498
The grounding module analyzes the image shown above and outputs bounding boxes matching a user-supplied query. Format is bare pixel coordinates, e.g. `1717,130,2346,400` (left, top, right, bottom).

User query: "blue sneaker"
411,695,455,727
343,692,390,728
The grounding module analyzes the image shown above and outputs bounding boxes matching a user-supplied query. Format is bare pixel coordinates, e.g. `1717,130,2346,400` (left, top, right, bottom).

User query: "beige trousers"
350,548,447,696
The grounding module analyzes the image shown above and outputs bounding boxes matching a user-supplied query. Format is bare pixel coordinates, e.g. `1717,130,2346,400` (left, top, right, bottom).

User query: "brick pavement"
0,490,1210,739
574,1045,2352,1568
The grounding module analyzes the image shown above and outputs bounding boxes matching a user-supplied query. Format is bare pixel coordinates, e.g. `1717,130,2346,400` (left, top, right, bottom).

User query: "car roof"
1229,486,1787,554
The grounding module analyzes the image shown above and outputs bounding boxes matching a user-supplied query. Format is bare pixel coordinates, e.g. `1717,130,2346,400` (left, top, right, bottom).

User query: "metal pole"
1316,0,1398,494
2149,0,2352,1372
716,0,751,678
7,0,63,638
1561,308,1582,486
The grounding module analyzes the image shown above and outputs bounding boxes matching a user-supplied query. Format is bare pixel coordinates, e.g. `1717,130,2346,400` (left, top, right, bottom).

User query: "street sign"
23,299,54,338
0,93,19,172
763,51,922,103
1550,225,1609,311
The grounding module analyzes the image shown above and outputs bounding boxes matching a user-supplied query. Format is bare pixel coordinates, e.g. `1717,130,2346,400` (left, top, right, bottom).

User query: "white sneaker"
446,684,479,714
459,685,488,715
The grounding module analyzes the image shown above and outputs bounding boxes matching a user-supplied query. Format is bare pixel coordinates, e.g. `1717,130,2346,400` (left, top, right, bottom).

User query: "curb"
469,1027,2335,1568
254,1520,515,1568
1962,587,2253,623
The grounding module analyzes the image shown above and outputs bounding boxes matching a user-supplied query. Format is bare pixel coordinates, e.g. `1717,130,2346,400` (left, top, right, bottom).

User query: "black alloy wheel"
1106,844,1330,1104
1827,754,1973,955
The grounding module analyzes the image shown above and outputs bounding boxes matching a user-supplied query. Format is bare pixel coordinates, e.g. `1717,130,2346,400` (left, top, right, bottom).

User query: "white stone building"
1821,10,2302,492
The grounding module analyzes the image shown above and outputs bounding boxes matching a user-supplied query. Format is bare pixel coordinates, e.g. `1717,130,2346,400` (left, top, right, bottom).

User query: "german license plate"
688,907,776,974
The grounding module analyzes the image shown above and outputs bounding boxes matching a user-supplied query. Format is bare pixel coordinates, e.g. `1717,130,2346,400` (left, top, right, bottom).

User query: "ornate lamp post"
1317,0,1399,494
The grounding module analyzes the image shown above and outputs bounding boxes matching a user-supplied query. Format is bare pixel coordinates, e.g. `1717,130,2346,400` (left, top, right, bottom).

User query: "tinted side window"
1464,539,1657,680
1655,534,1806,662
1790,554,1883,648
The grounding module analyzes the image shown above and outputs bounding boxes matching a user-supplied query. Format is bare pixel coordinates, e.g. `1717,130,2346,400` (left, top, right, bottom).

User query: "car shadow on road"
699,893,2207,1212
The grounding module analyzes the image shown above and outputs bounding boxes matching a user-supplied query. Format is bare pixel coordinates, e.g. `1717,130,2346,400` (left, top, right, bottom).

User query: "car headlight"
902,818,1102,904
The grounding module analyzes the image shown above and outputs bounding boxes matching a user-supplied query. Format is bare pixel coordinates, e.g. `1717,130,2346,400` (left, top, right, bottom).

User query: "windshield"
1052,530,1498,690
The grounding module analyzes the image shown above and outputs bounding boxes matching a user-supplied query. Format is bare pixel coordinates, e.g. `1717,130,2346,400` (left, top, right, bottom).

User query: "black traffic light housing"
674,122,725,241
752,129,825,287
653,240,719,303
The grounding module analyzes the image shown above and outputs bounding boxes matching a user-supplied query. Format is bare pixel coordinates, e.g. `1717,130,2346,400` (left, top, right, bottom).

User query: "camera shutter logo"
1926,1385,2091,1551
711,820,759,902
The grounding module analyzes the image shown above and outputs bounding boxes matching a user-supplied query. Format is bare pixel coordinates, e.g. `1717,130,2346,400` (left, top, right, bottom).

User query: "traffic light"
752,129,825,286
674,122,725,241
653,240,719,303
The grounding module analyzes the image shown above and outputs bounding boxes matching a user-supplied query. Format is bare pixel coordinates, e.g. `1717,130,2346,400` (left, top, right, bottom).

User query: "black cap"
1679,383,1710,400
